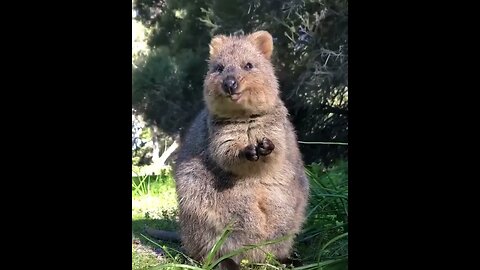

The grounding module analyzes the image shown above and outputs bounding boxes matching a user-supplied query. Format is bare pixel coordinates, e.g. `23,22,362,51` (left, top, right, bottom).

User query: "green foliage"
132,46,206,135
280,0,348,165
132,127,154,166
132,0,212,136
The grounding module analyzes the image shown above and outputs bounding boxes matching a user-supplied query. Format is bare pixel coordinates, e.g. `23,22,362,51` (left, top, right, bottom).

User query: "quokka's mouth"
229,93,242,102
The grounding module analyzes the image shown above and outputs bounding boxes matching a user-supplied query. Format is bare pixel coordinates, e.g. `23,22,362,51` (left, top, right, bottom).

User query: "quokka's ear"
246,30,273,60
209,35,227,57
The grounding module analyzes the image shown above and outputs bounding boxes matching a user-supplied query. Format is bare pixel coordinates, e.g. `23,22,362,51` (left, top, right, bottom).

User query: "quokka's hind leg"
278,252,303,267
219,258,240,270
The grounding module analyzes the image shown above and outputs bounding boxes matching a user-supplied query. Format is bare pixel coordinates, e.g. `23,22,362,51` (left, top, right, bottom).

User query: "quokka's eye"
215,64,224,73
244,62,253,70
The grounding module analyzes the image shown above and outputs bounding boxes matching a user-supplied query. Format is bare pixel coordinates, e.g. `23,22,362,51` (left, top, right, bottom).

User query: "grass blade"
203,224,234,269
319,232,348,260
149,263,204,270
292,258,347,270
140,233,175,261
209,235,291,270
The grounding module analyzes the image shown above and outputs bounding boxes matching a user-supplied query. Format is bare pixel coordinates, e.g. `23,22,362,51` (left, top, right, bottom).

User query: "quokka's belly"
209,180,298,238
205,185,298,263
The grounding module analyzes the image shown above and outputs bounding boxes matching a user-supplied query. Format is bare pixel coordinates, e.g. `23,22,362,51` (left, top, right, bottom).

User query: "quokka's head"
203,31,280,118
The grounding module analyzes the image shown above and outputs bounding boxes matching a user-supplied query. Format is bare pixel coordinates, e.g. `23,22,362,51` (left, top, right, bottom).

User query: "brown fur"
174,31,309,268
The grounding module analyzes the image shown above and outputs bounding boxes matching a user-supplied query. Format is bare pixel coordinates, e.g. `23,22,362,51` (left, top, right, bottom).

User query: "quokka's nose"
222,76,238,94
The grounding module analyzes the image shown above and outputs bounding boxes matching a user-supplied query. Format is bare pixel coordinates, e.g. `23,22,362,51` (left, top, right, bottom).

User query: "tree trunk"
146,132,180,175
158,138,179,166
150,125,161,164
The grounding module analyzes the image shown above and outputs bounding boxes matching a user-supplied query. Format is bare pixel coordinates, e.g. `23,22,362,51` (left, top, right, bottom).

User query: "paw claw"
257,137,275,156
244,144,259,161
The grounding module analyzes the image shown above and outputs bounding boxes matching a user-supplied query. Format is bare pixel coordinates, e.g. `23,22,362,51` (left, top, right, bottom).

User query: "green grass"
295,160,348,270
133,244,164,269
132,167,181,270
132,161,348,270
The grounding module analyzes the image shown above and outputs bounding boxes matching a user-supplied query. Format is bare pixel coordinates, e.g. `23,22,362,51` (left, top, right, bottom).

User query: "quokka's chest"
211,120,283,144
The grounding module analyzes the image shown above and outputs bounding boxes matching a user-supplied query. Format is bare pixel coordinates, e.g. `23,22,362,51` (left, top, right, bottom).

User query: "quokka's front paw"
244,144,259,161
257,137,275,156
